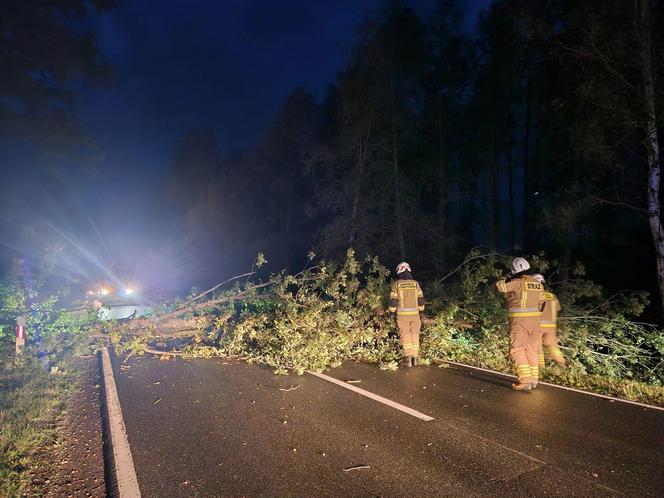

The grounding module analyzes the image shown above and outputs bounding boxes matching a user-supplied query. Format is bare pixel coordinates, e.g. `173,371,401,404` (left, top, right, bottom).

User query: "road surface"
110,354,664,497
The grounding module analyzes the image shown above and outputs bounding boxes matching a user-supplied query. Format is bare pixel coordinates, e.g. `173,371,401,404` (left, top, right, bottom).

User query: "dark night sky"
79,0,489,189
1,0,491,292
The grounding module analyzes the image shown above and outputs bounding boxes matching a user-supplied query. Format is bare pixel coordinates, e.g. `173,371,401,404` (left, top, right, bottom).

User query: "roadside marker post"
15,316,26,355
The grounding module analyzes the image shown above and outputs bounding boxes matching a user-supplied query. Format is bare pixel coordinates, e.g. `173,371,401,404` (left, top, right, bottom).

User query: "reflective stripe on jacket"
389,279,425,316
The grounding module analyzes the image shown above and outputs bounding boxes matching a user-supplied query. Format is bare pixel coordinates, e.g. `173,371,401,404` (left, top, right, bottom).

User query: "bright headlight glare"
125,288,134,295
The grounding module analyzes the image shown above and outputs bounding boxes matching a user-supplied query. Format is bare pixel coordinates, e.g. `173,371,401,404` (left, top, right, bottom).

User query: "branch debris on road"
279,385,301,392
343,465,371,472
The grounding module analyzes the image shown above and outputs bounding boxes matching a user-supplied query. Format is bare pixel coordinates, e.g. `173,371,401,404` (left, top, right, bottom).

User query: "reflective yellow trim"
549,347,564,359
397,310,419,316
497,280,508,292
516,364,531,382
509,311,543,317
541,323,556,328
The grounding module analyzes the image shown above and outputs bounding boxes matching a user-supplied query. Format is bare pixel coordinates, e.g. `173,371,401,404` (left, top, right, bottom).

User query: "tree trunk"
348,141,364,248
559,235,573,285
639,0,664,313
437,89,446,270
522,68,532,252
390,72,407,260
348,111,373,248
489,125,500,250
506,79,516,252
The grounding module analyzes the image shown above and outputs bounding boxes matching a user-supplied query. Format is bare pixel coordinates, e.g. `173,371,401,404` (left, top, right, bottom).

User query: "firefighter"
495,257,545,391
533,274,567,369
389,262,425,367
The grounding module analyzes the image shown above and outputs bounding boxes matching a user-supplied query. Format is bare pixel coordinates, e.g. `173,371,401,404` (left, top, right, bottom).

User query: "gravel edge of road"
27,357,106,497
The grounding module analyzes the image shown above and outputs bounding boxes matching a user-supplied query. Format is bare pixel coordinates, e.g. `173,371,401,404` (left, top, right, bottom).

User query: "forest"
156,0,664,321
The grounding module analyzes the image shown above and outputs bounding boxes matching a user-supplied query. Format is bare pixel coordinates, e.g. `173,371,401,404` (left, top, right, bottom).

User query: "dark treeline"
159,0,664,316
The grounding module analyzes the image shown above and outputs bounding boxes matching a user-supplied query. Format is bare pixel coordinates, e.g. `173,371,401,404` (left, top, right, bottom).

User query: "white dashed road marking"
307,371,434,421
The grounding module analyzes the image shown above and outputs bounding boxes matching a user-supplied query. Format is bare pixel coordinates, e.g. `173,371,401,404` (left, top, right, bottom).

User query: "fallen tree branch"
175,271,257,310
155,280,275,322
438,250,502,284
144,347,185,357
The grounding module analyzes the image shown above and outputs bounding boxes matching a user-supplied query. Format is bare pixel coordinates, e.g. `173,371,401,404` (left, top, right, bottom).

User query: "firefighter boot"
412,356,419,366
401,356,413,368
511,382,532,391
530,366,539,389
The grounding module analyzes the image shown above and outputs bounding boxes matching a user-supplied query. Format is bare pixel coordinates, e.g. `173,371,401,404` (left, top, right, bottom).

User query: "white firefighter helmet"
396,262,411,274
511,257,530,273
532,273,545,283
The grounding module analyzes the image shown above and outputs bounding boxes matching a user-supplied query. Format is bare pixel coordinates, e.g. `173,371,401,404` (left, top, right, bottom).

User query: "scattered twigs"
279,385,301,392
343,465,371,472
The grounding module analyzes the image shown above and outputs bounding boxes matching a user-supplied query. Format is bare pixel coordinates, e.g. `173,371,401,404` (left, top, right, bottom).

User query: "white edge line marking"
444,360,664,413
101,348,142,497
307,371,434,421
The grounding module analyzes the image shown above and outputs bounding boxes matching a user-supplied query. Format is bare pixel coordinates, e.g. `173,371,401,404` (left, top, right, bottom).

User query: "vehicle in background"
85,282,152,320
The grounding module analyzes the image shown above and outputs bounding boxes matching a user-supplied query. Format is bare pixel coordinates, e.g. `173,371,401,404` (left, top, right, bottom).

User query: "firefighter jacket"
495,275,545,318
541,291,561,329
389,279,425,316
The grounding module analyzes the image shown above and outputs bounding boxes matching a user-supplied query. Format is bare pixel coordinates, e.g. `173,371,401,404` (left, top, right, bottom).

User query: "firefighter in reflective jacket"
533,274,567,368
496,257,545,391
389,262,425,367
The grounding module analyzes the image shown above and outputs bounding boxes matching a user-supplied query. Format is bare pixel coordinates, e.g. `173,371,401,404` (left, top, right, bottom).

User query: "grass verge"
0,341,75,497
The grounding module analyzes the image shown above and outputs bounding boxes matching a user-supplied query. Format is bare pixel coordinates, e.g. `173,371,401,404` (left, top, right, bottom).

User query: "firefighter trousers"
539,328,565,366
397,315,421,357
509,316,541,384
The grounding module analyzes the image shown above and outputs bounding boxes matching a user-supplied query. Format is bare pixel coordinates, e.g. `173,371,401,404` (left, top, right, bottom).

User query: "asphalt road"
110,354,664,497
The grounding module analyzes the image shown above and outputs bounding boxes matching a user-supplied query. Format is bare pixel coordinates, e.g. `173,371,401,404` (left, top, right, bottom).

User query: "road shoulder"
28,357,106,497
